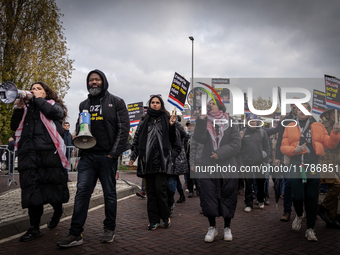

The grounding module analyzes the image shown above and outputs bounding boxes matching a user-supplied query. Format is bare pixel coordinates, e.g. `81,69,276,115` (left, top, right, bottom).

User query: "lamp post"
189,36,194,90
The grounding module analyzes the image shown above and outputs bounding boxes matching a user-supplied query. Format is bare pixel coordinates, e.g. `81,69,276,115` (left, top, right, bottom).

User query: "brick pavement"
0,172,340,254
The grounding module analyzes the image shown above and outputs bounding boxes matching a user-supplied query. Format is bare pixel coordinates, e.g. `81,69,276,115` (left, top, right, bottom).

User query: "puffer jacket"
192,117,241,218
10,98,69,208
130,116,181,177
319,119,340,179
172,123,189,175
281,121,340,157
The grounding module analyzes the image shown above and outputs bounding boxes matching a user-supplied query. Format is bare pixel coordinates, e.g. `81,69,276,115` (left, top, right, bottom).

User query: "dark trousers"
291,177,320,229
145,173,169,224
70,153,117,235
283,176,292,214
244,177,265,207
28,203,62,228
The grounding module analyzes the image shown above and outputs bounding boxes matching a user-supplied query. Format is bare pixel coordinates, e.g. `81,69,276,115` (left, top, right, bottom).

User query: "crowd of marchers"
9,70,340,247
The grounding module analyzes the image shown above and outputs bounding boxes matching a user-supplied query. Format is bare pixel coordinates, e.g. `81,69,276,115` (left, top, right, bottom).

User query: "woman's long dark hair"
30,82,68,121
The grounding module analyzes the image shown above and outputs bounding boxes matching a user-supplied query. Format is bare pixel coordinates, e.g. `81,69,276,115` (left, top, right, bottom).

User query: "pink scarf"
207,110,229,150
15,100,70,170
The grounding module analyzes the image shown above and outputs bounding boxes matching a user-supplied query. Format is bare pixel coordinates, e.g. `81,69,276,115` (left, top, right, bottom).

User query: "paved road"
0,171,339,254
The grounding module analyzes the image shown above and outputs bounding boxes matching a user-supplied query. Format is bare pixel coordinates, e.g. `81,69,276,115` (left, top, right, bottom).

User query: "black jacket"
130,116,181,177
10,98,69,208
76,69,130,159
240,126,270,165
192,117,241,218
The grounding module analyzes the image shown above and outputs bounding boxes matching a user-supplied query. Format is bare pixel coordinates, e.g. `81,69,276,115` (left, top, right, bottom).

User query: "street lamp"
189,36,194,90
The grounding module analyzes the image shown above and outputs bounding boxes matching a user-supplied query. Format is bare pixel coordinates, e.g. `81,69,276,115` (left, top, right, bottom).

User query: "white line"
0,194,136,244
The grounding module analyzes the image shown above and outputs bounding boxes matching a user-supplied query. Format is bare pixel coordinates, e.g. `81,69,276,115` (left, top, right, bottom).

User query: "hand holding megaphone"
73,110,97,149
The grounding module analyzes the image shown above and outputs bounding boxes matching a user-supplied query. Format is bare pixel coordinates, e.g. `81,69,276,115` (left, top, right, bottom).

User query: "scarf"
207,110,229,150
15,100,70,170
139,108,170,151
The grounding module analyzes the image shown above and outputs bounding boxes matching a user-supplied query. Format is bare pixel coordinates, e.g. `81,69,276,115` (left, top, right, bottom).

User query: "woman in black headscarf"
129,95,181,230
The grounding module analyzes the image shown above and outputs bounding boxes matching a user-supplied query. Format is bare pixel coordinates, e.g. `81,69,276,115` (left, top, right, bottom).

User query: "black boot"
176,189,186,203
318,204,332,224
47,207,63,229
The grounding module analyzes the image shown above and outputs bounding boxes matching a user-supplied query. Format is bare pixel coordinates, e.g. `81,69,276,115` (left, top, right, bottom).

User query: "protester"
318,108,340,229
275,103,298,222
240,114,270,213
193,99,240,242
281,102,340,241
63,122,73,182
129,95,180,230
11,82,70,242
58,69,130,247
6,137,15,175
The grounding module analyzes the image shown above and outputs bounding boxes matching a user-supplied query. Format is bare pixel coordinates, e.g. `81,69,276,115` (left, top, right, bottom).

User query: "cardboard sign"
312,89,327,114
325,74,340,110
168,72,190,111
128,102,143,127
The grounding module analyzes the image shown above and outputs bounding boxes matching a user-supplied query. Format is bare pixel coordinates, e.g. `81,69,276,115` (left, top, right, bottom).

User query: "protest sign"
182,104,191,120
128,102,143,127
168,72,190,111
325,74,340,111
212,78,230,104
312,89,327,114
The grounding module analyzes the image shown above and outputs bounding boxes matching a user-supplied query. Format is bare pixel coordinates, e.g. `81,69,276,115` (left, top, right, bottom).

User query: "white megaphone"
0,81,33,104
73,110,97,149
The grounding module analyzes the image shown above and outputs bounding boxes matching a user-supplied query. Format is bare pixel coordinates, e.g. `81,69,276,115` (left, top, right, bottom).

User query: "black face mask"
89,87,102,96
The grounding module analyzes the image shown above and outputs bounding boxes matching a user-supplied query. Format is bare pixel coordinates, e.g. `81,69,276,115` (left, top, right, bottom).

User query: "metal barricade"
0,146,17,186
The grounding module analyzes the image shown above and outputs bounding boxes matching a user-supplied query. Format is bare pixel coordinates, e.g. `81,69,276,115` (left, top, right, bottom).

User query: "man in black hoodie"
58,69,130,248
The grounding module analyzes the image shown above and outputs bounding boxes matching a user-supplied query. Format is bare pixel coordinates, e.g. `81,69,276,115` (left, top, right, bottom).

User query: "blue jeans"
70,153,117,235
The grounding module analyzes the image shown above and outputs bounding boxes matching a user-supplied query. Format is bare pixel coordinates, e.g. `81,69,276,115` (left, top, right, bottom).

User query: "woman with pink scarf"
11,82,70,242
192,99,241,243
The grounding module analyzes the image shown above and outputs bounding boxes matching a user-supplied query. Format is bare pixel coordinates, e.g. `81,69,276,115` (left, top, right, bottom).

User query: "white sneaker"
223,227,232,241
204,227,218,242
244,207,252,213
292,212,305,231
305,228,317,242
258,202,264,209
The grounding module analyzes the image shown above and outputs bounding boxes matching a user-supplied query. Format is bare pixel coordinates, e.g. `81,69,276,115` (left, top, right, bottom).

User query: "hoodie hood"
86,69,109,98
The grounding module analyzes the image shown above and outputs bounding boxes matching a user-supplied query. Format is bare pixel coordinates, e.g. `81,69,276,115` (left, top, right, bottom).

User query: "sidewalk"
0,172,340,254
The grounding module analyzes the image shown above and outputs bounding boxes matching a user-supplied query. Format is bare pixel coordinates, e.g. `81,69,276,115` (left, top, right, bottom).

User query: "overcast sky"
55,0,340,131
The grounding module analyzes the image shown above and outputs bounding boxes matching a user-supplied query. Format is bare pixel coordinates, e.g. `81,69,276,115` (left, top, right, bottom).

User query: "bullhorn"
0,81,33,104
73,110,97,149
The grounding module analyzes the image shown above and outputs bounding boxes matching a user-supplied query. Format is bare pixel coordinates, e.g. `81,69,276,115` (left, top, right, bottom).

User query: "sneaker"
292,213,305,231
101,229,115,243
204,227,218,242
264,197,270,205
258,202,264,209
223,227,232,241
162,218,171,228
57,234,84,248
254,200,259,205
280,213,291,222
305,228,317,242
148,223,159,230
188,192,193,198
136,191,146,198
244,206,252,213
20,227,42,242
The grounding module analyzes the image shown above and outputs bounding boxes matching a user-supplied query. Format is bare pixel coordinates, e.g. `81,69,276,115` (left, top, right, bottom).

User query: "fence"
0,145,17,186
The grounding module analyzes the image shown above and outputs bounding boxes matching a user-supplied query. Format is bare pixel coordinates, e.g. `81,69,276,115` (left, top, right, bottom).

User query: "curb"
0,185,139,240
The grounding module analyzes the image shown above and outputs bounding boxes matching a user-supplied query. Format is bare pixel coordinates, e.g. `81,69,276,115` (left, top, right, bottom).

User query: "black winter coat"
192,117,241,218
10,98,69,208
130,116,181,177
